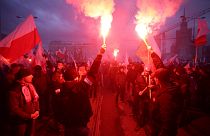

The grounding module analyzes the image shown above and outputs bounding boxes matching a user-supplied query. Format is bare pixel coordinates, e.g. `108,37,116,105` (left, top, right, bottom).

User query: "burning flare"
113,49,119,60
66,0,115,44
135,23,149,40
28,58,32,62
135,18,152,49
101,14,113,44
135,0,183,48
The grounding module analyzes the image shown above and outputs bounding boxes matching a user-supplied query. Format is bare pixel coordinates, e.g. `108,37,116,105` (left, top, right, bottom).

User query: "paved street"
34,87,210,136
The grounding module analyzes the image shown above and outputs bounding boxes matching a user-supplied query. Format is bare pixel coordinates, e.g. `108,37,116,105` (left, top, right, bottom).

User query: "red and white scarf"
21,83,39,103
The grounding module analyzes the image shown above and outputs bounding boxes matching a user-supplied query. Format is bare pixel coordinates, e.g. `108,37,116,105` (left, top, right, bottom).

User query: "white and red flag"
0,15,41,62
194,19,210,46
135,36,161,62
147,36,161,58
32,42,46,71
136,41,148,65
56,49,65,59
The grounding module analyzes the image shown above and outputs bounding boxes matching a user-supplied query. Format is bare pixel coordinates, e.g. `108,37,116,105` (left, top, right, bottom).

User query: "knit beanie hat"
15,68,32,80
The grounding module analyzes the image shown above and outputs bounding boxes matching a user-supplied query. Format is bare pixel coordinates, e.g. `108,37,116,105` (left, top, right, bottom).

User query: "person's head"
52,72,65,84
34,65,42,72
119,66,125,73
33,65,42,75
78,66,87,76
151,68,170,85
175,66,186,76
10,63,21,74
64,67,78,81
57,61,64,70
143,66,151,76
15,68,33,83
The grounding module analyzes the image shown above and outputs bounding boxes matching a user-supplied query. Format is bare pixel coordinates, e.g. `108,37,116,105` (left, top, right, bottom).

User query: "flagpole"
144,39,152,99
193,18,197,68
148,49,152,99
195,46,198,68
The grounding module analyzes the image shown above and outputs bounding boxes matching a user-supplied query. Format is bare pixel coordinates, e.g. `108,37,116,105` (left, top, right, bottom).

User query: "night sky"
1,0,210,55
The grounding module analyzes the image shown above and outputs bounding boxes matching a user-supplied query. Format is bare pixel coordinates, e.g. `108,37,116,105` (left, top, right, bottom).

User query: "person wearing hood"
149,68,183,136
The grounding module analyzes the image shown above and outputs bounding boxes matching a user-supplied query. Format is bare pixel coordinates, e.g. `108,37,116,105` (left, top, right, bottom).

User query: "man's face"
57,63,64,70
78,66,87,76
58,74,65,83
23,75,33,83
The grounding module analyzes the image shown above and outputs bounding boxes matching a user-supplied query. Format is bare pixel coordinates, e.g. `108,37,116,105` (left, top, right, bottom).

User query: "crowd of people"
0,44,106,136
101,50,210,135
0,46,210,136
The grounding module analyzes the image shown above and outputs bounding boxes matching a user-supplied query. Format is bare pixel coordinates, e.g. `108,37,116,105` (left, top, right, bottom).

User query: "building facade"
174,16,195,61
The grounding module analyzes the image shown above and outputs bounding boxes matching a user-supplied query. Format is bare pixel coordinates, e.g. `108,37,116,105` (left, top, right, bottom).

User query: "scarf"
21,83,39,103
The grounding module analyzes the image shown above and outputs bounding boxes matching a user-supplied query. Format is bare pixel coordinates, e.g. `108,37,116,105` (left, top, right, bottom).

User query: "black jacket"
151,82,183,136
53,54,103,127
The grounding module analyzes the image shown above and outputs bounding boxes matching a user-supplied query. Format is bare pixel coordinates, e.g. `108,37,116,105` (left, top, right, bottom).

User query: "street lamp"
16,15,38,19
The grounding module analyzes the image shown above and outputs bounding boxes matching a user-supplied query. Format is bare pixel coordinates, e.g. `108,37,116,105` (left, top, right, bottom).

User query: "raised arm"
87,44,106,79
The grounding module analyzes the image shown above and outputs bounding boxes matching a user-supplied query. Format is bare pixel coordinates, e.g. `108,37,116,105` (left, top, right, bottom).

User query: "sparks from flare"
113,49,119,60
135,15,152,66
65,0,114,45
100,14,112,44
135,23,151,50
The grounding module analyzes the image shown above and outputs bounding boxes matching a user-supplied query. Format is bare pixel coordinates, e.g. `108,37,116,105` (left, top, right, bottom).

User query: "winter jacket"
115,71,127,87
9,83,39,124
52,54,103,127
151,82,183,136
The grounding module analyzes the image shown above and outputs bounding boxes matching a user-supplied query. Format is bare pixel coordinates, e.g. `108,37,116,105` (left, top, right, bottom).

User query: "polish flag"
194,19,209,46
136,36,162,71
147,35,161,58
56,49,65,59
136,41,148,65
33,42,46,72
0,15,41,62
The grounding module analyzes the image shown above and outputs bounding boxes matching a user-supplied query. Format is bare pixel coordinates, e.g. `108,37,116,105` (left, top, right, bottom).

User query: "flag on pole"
168,54,178,64
184,63,191,69
0,15,41,62
56,49,65,59
194,19,209,46
147,36,161,58
136,41,148,65
136,36,162,71
33,42,46,71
